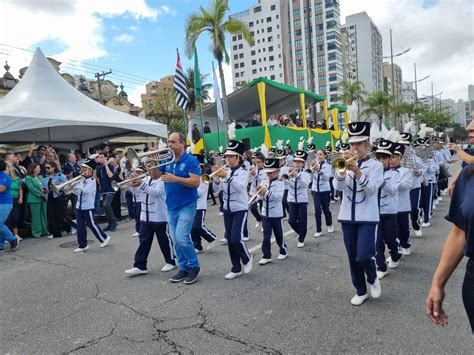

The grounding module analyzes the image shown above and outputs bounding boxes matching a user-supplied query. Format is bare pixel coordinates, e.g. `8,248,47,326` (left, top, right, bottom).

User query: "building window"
252,69,257,74
267,17,272,22
294,19,301,26
251,50,256,56
270,65,275,71
239,62,244,68
251,59,256,65
233,45,237,50
316,23,324,31
295,29,302,36
254,6,262,12
268,46,274,52
249,21,254,27
318,65,325,72
239,53,244,58
270,75,275,80
319,75,326,82
316,34,324,41
238,44,243,49
232,36,237,41
327,42,336,50
296,69,304,76
267,26,272,32
315,2,322,9
319,85,326,92
296,49,303,56
234,63,239,69
240,71,245,76
233,54,238,60
297,79,305,87
296,59,303,65
269,55,274,61
315,13,323,20
235,72,239,78
326,10,334,18
317,44,324,51
271,4,276,10
293,9,300,16
295,39,302,46
268,36,273,42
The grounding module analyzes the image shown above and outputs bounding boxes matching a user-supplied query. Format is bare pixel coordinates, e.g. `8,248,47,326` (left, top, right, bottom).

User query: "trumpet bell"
201,174,213,184
332,157,347,175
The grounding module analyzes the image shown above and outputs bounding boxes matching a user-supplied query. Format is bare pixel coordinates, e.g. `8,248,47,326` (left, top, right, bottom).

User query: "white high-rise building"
343,12,383,94
230,0,285,89
402,81,416,104
442,99,467,126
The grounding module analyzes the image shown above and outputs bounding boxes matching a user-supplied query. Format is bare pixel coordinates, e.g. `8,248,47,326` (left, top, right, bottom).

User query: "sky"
0,0,472,107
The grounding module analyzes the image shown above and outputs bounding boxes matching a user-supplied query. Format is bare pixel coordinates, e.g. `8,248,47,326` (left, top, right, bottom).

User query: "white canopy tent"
0,48,167,150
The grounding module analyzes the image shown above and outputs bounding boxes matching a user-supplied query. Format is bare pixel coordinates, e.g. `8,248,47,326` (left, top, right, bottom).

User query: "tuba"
52,175,85,195
127,147,174,170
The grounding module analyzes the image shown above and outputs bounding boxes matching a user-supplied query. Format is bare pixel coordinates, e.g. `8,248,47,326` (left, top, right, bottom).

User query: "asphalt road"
0,189,472,354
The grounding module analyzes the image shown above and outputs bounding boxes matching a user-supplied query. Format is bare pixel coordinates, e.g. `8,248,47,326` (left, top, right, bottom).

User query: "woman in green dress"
25,163,48,237
6,164,23,240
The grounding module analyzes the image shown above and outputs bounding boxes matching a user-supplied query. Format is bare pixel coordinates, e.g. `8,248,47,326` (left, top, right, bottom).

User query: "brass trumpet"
201,164,228,184
52,175,85,195
248,183,268,206
127,147,174,170
332,153,358,175
111,173,148,191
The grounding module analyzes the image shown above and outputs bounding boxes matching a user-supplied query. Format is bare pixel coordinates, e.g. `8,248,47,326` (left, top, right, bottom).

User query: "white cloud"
160,5,176,16
0,0,158,78
113,34,134,44
340,0,474,101
127,83,147,108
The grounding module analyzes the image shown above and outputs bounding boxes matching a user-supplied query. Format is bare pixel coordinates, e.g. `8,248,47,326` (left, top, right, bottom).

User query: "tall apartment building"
230,0,344,105
402,81,416,105
230,0,285,89
468,84,474,115
383,62,402,100
343,12,383,94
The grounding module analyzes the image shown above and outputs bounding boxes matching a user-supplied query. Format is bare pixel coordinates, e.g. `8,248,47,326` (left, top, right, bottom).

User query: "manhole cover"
59,240,95,248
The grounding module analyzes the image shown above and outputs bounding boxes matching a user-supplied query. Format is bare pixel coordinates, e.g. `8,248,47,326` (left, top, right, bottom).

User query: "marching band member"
325,142,336,203
125,165,176,275
311,149,334,237
374,140,401,279
399,134,426,238
212,140,253,280
278,149,290,219
191,155,217,253
284,142,294,167
420,138,439,227
287,149,311,248
391,143,414,256
130,164,146,238
258,158,287,265
71,158,111,253
333,122,384,306
249,153,266,230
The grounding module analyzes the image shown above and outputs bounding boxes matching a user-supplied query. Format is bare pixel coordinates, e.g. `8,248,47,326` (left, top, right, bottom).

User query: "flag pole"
199,99,205,152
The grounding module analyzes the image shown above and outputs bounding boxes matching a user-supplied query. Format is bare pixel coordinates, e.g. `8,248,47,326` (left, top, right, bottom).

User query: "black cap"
340,142,350,151
263,158,279,172
347,122,370,143
306,143,316,152
413,138,424,147
135,163,147,173
376,139,394,156
277,149,284,157
81,159,97,171
294,150,308,162
399,132,412,144
225,140,246,156
393,143,406,156
269,146,276,153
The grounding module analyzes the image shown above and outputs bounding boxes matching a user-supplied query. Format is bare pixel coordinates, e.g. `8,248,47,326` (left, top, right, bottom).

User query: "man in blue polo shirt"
160,132,202,284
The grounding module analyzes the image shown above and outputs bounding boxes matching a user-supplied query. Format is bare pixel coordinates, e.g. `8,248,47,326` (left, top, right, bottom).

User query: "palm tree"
185,0,254,126
392,102,415,130
185,67,212,112
338,80,366,119
361,91,392,132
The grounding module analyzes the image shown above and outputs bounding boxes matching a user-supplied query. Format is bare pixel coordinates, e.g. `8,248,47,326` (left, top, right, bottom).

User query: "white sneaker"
386,257,400,269
243,237,250,242
277,254,288,260
161,263,176,272
327,225,335,233
73,245,90,253
314,232,322,237
432,204,436,210
225,271,243,280
100,236,111,248
125,267,147,275
258,258,272,265
260,227,264,232
131,232,140,238
421,222,430,228
414,229,422,237
195,248,203,254
47,234,54,239
206,240,216,251
255,222,261,229
438,197,443,202
69,227,77,235
243,256,253,274
219,237,228,244
377,270,388,279
368,277,382,298
218,212,224,216
297,242,304,248
401,247,411,256
15,235,23,241
351,294,368,306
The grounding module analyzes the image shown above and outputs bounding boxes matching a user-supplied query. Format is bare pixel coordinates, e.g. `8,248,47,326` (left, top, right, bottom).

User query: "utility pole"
95,70,112,104
390,29,397,129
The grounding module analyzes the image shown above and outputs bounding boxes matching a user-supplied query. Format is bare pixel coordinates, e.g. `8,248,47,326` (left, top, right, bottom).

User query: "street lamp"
405,63,430,131
422,81,443,111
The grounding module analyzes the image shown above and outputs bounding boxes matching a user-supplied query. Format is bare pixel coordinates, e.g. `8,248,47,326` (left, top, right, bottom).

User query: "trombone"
111,173,148,191
201,164,228,184
52,175,85,195
248,183,268,206
127,147,175,170
332,153,358,175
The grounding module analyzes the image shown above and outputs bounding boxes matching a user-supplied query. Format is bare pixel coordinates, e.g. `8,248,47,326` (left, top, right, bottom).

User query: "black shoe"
184,267,200,285
169,270,188,283
10,239,19,251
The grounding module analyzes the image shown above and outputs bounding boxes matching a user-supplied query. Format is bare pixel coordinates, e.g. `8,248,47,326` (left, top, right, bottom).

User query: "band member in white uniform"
311,149,334,237
287,150,311,247
191,155,217,253
71,158,111,253
249,153,266,230
257,158,287,265
333,122,384,306
125,166,176,275
420,138,439,226
278,150,290,218
374,140,402,279
213,140,253,280
130,164,146,238
391,143,413,255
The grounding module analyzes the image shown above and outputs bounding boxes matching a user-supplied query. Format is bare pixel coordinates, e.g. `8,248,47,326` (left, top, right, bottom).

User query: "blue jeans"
0,204,16,249
167,201,199,271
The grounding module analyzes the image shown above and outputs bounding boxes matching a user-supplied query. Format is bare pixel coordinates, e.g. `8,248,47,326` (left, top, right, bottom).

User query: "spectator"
43,162,68,239
204,121,211,134
25,163,49,238
96,153,117,231
75,150,86,167
267,115,277,126
192,124,201,144
5,160,23,240
0,159,19,252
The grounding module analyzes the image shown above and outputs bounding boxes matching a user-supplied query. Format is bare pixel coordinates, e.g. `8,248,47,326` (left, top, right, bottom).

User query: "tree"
361,91,392,131
417,110,452,133
185,67,212,112
149,91,185,134
392,102,415,130
337,80,366,119
185,0,254,127
451,123,468,142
